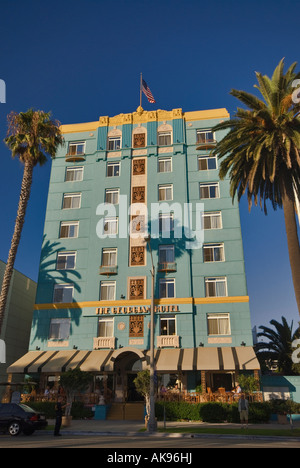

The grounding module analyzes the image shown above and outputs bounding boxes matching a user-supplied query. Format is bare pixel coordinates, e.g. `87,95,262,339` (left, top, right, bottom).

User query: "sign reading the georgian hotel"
96,304,180,315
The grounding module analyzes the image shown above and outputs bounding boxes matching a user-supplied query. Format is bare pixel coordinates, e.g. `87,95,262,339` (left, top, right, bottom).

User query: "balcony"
65,152,86,162
157,262,177,272
196,138,217,150
99,265,118,276
93,336,115,349
157,335,180,348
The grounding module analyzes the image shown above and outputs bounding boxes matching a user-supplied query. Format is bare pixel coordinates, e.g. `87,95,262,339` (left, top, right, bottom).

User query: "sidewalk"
46,418,300,438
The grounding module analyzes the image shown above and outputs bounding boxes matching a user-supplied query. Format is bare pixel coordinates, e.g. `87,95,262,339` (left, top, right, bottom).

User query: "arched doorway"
112,348,146,402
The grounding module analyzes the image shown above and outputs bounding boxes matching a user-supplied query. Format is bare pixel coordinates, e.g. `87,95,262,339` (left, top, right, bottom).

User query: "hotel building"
8,106,260,401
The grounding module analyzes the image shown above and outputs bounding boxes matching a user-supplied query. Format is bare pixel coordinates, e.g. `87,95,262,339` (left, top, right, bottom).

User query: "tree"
0,109,63,334
212,59,300,314
256,316,300,375
133,370,151,420
59,369,93,417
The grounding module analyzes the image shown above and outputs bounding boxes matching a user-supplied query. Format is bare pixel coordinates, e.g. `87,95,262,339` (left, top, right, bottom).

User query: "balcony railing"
157,335,180,348
196,138,217,150
99,265,118,276
157,262,177,272
65,152,86,162
93,336,115,349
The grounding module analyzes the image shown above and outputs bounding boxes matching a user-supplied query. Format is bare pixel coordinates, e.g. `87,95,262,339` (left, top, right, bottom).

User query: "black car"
0,403,47,436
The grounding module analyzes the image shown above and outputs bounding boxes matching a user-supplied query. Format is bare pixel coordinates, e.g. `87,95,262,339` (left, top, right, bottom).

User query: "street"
0,433,299,449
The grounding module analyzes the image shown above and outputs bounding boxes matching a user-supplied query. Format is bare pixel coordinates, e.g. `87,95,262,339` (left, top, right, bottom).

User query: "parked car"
0,403,47,436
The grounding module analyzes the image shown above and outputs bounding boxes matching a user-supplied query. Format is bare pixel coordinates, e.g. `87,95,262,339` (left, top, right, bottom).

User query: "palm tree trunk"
282,195,300,314
0,159,34,335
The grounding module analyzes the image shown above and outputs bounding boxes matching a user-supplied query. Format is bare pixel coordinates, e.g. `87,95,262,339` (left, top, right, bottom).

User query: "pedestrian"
238,394,249,429
54,396,68,436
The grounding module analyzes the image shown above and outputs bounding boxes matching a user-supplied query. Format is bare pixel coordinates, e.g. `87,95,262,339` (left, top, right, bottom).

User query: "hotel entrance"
112,348,146,403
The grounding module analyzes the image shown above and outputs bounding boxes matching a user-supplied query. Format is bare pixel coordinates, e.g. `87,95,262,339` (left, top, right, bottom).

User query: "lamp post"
144,235,157,432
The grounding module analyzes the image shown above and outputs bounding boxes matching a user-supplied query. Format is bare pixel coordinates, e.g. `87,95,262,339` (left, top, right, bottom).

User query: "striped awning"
7,346,260,374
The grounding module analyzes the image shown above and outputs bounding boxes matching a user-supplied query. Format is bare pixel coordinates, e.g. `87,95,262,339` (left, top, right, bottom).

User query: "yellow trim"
60,108,229,134
34,296,248,310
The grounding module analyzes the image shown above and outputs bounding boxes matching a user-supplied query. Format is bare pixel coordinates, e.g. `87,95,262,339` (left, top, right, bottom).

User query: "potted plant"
59,368,93,426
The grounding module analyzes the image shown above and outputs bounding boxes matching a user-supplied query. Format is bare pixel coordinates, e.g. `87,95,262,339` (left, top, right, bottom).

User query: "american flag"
142,79,156,103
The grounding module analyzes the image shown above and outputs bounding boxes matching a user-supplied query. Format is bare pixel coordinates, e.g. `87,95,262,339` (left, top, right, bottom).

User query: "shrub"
199,402,227,422
26,400,93,420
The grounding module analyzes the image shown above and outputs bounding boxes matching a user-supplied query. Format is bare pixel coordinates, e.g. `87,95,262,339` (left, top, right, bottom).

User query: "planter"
277,414,288,424
62,415,72,427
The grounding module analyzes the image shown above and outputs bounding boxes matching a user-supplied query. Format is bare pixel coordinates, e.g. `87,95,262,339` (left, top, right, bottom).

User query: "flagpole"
140,73,142,107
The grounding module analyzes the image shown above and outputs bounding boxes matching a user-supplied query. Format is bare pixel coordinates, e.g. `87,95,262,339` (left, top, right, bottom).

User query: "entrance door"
126,373,143,402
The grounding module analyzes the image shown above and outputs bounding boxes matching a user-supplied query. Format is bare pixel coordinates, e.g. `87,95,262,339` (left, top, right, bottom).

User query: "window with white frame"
49,318,71,340
159,184,173,201
198,154,217,170
196,130,215,144
105,188,119,205
158,131,172,146
107,136,121,151
203,243,225,262
107,162,120,177
53,284,74,303
56,251,76,270
65,166,84,182
158,157,172,173
159,245,175,263
159,278,175,298
101,248,117,266
100,281,116,300
199,182,220,199
103,217,118,235
59,221,79,238
205,277,227,297
202,211,222,230
207,313,231,335
160,315,176,336
159,213,174,233
63,193,81,209
68,141,85,156
98,317,114,337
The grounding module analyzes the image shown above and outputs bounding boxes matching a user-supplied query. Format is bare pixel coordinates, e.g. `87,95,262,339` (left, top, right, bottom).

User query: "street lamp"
144,234,157,432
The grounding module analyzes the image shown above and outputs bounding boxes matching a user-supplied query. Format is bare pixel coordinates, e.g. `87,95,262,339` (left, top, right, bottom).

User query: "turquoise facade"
19,107,258,396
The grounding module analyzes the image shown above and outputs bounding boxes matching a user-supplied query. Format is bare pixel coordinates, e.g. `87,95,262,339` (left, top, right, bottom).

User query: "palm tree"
0,109,63,334
212,59,300,313
256,316,300,375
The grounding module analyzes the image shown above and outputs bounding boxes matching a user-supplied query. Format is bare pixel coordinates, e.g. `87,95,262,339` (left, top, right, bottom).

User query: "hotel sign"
96,304,180,315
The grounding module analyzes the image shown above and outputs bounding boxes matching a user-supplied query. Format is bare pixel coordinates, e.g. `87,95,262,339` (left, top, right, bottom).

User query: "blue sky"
0,0,299,331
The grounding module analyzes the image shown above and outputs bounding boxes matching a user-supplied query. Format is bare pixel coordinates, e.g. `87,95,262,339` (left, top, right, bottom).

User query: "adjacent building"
8,106,260,400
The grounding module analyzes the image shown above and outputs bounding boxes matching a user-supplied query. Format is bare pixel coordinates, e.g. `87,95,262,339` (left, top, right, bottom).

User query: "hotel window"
107,136,121,151
56,251,76,270
205,277,227,297
100,281,116,300
49,318,71,340
158,157,172,173
103,217,118,235
62,193,81,209
159,278,175,298
65,166,84,182
207,313,231,336
202,211,222,230
159,245,175,263
158,131,172,146
98,318,114,337
68,141,85,156
199,182,220,199
196,130,215,144
101,248,117,266
53,284,74,303
203,243,225,262
198,154,217,171
105,188,119,205
59,221,79,238
160,315,176,336
107,162,120,177
159,184,173,201
159,213,174,233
